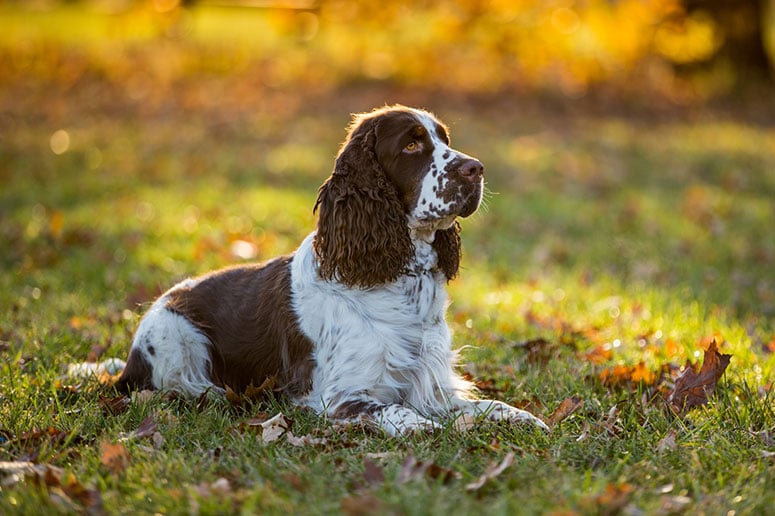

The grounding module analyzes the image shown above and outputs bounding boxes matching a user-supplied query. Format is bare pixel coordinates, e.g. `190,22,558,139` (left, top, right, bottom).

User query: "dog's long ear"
313,115,413,288
433,221,461,281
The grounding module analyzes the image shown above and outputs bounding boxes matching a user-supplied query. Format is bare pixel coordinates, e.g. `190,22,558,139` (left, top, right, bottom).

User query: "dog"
116,105,548,435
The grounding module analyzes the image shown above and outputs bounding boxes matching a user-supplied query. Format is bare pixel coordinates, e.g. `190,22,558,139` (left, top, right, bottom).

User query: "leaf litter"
1,461,103,513
667,340,731,413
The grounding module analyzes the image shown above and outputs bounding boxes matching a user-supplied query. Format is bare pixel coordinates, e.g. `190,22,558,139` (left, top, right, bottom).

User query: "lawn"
1,3,774,515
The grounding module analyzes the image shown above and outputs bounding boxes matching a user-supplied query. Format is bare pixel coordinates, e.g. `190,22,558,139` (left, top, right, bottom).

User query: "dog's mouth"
456,185,483,218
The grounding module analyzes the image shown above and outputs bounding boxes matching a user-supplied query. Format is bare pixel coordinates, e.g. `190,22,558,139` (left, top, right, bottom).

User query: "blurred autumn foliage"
2,0,772,102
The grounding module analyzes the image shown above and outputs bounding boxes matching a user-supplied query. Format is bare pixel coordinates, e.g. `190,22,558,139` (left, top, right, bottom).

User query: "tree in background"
682,0,773,83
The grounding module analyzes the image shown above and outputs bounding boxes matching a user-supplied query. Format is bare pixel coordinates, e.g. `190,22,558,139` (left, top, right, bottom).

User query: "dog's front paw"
473,400,550,432
377,405,442,436
503,406,549,432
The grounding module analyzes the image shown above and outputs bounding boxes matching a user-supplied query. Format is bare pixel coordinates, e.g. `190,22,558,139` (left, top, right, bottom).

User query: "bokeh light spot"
50,129,70,155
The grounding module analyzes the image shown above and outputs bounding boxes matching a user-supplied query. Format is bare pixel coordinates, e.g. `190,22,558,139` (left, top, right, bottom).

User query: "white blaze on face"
407,109,481,230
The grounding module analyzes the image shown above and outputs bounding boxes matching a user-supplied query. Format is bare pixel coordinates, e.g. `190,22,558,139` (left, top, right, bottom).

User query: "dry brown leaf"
602,405,623,435
225,376,277,407
465,451,515,491
398,453,459,485
341,493,382,516
584,482,633,515
668,340,731,413
547,396,584,428
15,463,103,512
452,413,477,432
224,384,241,405
362,457,384,487
244,412,270,428
599,362,656,387
286,432,329,447
0,461,37,487
131,390,155,403
98,394,131,416
657,429,678,453
576,421,591,442
583,344,613,364
243,375,277,401
100,441,129,474
118,415,160,444
258,412,292,443
133,415,158,439
512,337,558,365
660,495,692,513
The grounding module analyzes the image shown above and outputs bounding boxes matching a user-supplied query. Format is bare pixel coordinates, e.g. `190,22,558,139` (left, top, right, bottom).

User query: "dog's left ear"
433,221,461,281
313,115,414,288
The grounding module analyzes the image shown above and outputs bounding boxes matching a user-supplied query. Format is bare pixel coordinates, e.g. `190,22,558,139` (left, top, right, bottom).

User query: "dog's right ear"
313,114,413,288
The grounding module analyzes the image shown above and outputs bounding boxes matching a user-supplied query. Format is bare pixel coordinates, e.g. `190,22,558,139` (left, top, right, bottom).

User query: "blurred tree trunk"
685,0,773,82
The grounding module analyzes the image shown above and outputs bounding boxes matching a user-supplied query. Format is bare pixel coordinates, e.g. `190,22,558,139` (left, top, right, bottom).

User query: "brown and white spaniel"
116,105,548,435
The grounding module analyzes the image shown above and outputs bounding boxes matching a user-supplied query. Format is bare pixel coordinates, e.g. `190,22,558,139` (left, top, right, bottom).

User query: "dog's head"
314,105,484,288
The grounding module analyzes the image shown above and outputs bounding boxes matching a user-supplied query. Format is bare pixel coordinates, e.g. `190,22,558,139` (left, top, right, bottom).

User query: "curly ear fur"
313,116,414,288
433,221,461,281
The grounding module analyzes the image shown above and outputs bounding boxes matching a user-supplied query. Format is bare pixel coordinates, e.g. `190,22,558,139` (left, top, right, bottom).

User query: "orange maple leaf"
100,441,129,474
668,340,731,413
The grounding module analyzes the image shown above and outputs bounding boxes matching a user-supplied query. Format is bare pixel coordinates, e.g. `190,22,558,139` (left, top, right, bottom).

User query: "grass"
2,4,775,515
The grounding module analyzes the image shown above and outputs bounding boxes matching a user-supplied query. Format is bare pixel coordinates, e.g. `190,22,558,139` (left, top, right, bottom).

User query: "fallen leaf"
244,412,270,428
224,385,242,405
763,335,775,354
630,362,656,384
512,337,558,365
225,376,277,407
286,432,329,447
657,429,678,453
585,482,633,515
341,493,382,516
452,413,477,431
668,340,731,413
398,453,459,485
749,429,774,447
98,394,131,416
660,495,692,513
17,427,70,447
601,405,623,436
118,415,160,444
130,389,155,404
243,375,277,401
133,416,158,439
0,461,37,487
210,477,231,494
194,477,233,499
258,412,292,443
576,421,591,442
599,362,656,387
100,441,129,474
13,463,103,512
547,396,583,428
465,451,515,491
362,457,384,487
583,344,613,364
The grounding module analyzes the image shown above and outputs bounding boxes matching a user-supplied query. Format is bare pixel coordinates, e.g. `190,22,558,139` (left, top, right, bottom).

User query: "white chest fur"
291,233,457,415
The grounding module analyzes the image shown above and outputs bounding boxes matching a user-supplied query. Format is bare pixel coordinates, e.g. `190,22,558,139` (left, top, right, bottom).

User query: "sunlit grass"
1,3,774,513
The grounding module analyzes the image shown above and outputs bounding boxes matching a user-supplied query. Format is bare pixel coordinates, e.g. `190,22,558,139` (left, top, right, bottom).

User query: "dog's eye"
404,141,421,153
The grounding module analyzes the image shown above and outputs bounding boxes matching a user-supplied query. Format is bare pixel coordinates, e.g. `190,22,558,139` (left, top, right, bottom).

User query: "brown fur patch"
164,256,314,396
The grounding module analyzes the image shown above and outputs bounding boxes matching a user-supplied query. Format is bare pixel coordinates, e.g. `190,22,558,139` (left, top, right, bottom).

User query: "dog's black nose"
459,158,484,182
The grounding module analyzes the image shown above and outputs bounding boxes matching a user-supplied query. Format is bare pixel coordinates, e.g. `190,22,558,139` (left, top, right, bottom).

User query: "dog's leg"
325,396,442,436
117,295,219,397
451,398,549,431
